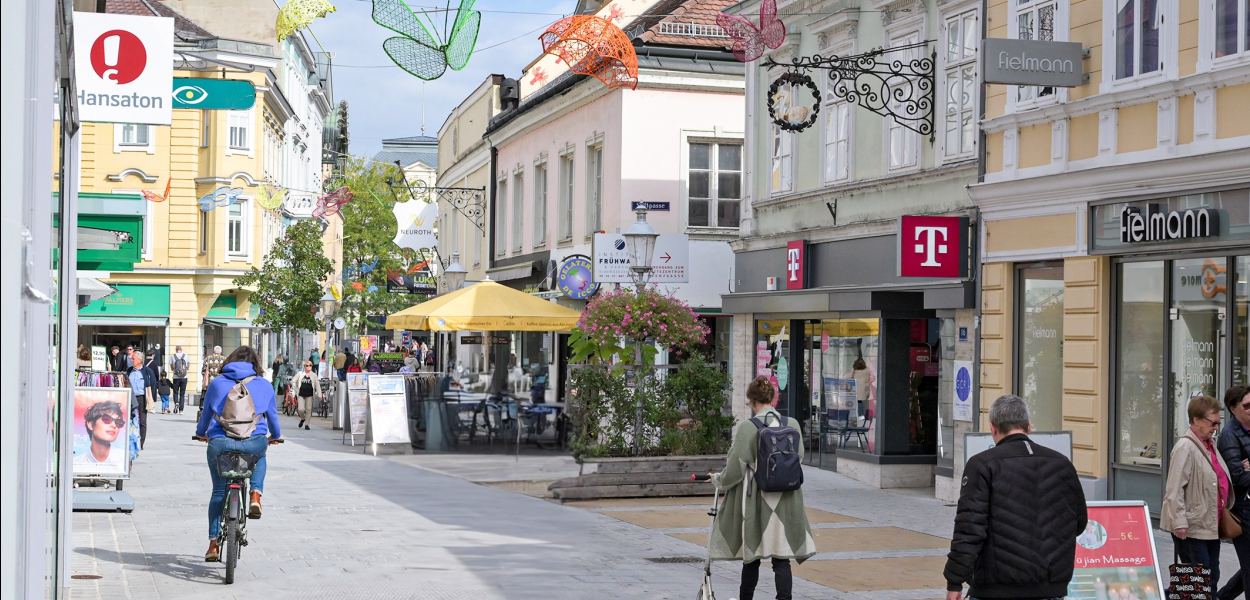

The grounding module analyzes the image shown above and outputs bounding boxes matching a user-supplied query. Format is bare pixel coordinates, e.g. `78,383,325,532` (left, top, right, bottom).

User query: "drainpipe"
487,135,497,267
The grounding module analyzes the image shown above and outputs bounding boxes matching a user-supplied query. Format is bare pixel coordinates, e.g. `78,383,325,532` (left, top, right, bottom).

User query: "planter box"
549,455,726,501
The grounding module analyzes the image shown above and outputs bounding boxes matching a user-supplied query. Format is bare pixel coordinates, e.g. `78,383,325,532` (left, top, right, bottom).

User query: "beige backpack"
215,376,259,439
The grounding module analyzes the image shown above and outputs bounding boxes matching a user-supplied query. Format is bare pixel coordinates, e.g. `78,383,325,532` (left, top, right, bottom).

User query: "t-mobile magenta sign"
785,240,807,290
898,215,969,278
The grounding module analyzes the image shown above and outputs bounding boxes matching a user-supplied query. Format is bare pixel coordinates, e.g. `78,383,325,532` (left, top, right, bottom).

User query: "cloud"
307,0,570,159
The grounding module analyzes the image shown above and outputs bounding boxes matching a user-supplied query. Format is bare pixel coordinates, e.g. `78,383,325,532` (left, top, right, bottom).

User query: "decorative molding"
1194,89,1216,142
1097,110,1116,157
1156,97,1175,147
1051,119,1068,164
878,0,923,27
1002,128,1019,171
106,168,158,183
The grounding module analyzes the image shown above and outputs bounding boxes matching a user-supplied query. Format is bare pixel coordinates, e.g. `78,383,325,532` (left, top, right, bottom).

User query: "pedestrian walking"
127,350,156,449
202,345,226,387
109,345,126,372
334,346,348,381
1217,385,1250,600
169,346,190,413
270,354,286,392
1163,394,1234,592
706,376,815,600
289,360,321,430
943,394,1087,600
158,373,172,414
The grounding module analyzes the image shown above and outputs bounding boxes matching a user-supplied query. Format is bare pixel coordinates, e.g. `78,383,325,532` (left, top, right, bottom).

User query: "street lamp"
623,206,658,288
443,251,468,292
320,291,338,359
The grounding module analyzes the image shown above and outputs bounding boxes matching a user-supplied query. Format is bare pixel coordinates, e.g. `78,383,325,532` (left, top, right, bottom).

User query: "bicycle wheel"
223,490,240,584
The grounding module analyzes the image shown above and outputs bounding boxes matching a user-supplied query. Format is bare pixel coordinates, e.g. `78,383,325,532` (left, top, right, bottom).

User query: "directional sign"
172,77,256,110
592,233,690,283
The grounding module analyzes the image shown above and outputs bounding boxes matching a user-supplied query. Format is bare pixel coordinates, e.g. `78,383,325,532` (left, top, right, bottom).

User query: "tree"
234,220,334,332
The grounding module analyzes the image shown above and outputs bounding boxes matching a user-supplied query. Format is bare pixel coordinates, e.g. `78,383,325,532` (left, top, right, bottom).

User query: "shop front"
724,222,978,491
1092,189,1250,514
201,292,257,355
78,283,170,366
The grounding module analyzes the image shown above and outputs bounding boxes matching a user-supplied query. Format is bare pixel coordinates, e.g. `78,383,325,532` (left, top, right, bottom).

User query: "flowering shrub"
576,287,708,353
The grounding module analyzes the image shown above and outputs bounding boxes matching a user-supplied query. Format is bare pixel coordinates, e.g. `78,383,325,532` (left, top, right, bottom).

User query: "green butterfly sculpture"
372,0,480,80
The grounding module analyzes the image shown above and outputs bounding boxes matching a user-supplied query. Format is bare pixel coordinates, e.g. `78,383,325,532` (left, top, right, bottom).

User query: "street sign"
592,233,690,283
630,201,670,211
982,38,1084,87
460,335,483,345
74,12,173,125
172,77,256,110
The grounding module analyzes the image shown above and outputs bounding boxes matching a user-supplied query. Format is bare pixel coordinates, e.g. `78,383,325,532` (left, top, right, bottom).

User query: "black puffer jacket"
943,433,1088,599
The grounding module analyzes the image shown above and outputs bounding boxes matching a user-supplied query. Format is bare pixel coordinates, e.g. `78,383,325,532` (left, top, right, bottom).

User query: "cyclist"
195,345,282,562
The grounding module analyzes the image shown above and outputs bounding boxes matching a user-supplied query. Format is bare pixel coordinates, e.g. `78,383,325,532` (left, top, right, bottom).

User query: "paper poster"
1069,501,1164,599
755,341,770,377
366,376,411,446
953,360,974,422
776,356,789,390
348,389,369,435
346,372,369,391
72,387,132,478
91,346,107,372
360,335,379,356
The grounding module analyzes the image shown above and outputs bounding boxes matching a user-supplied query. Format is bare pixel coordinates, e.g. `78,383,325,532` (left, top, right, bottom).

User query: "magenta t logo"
913,226,949,267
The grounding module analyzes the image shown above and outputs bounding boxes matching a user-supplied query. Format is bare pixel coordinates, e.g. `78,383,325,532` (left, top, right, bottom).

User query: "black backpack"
750,413,804,493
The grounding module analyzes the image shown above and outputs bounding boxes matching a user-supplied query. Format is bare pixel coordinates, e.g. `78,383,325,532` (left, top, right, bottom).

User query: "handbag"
1182,436,1243,540
1167,549,1213,598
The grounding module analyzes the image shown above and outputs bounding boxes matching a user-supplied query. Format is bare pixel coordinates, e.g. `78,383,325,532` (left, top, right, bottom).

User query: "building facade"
973,0,1250,507
724,0,982,497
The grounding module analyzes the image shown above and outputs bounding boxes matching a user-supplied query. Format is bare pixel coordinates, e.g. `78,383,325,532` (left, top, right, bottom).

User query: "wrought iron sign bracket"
388,161,487,236
764,40,936,141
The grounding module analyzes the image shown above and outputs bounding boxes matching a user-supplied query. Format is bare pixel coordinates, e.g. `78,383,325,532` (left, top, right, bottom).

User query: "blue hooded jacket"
195,362,282,440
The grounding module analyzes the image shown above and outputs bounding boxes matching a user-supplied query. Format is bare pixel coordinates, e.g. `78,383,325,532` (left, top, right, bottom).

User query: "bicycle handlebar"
691,472,714,482
191,435,284,445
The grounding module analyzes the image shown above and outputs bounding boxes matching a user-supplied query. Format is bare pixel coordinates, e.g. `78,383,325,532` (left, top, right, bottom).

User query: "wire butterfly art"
715,0,786,63
372,0,481,80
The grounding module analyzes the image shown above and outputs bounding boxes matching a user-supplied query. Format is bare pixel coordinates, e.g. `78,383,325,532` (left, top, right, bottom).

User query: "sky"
304,0,573,159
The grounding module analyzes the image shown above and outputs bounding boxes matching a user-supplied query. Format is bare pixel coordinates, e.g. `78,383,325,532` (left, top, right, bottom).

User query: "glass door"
1170,257,1227,441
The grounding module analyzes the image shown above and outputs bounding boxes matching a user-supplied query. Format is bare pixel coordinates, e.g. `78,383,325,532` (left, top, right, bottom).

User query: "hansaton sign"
785,240,807,290
898,215,969,278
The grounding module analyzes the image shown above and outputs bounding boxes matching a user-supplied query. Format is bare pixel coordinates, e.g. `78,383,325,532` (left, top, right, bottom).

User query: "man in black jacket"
943,394,1087,599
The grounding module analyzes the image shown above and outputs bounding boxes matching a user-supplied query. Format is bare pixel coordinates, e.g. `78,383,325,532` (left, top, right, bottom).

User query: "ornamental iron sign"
981,38,1084,88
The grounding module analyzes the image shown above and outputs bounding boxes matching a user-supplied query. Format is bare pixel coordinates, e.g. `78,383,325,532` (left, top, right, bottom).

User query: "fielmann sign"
981,38,1084,88
74,12,174,125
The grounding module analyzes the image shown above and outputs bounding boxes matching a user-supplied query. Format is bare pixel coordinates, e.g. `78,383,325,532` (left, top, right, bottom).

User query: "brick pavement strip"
67,411,1241,599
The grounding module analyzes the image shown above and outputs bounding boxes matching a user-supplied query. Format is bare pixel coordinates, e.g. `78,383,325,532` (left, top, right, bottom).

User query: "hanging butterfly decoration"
351,281,365,292
142,178,171,202
198,187,246,212
312,186,353,219
367,285,379,293
256,184,286,211
407,259,430,274
715,0,787,63
372,0,481,81
345,258,379,280
277,0,337,42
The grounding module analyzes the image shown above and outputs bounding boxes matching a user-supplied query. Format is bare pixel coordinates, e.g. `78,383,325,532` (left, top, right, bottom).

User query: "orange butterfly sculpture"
142,178,171,202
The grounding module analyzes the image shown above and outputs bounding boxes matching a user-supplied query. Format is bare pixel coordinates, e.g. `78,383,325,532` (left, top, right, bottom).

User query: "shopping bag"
1166,560,1212,599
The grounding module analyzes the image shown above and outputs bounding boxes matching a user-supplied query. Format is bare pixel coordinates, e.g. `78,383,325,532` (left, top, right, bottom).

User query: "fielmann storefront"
1098,189,1250,514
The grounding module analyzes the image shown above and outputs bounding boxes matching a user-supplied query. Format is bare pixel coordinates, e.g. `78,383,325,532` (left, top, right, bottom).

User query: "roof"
106,0,215,41
634,0,738,49
381,135,438,145
372,149,438,170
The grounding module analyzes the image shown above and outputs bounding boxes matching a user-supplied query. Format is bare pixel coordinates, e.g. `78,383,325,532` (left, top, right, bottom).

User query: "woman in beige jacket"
1161,394,1233,588
288,359,322,431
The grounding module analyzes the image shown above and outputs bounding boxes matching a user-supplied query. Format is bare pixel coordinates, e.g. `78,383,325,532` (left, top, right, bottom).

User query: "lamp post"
320,291,340,425
621,206,658,454
438,252,468,372
320,292,338,370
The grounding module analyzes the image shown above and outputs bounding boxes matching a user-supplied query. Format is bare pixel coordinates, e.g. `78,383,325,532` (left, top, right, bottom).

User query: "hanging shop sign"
171,77,256,110
630,201,670,212
1068,501,1165,598
898,215,970,278
392,201,439,251
981,38,1084,88
767,71,821,132
785,240,807,290
556,254,599,300
592,233,690,283
1119,205,1220,245
281,195,316,219
73,12,174,125
490,335,511,345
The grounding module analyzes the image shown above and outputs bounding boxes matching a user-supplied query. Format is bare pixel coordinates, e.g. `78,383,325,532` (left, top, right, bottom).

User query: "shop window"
1114,0,1161,80
1170,257,1226,440
1016,264,1064,431
533,161,547,246
1013,0,1059,104
1115,261,1165,467
586,144,603,234
1215,0,1249,59
802,319,880,461
688,141,742,227
942,9,978,160
1236,255,1250,385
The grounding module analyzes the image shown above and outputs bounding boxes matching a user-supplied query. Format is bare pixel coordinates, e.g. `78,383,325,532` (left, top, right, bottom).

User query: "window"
1016,264,1064,431
586,145,603,234
1115,0,1161,80
558,154,574,240
943,9,978,159
227,200,248,257
688,141,742,228
201,111,211,148
228,110,252,151
534,162,547,245
512,172,523,252
1216,0,1249,58
199,209,208,255
888,31,922,171
1015,0,1058,103
770,122,792,193
495,177,507,256
823,102,852,182
1115,261,1165,467
119,123,150,147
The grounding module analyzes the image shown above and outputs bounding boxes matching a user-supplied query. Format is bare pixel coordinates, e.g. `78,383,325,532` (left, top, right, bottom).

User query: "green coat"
709,407,816,563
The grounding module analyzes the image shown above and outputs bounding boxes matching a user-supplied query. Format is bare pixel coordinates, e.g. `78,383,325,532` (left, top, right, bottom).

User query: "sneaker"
248,490,262,519
205,540,220,562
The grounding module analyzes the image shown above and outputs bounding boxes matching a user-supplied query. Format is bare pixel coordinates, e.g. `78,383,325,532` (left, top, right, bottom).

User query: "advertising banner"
592,233,690,283
73,12,174,125
365,375,410,446
73,387,132,478
1069,501,1164,599
556,254,600,300
953,360,974,421
348,389,369,435
360,335,379,356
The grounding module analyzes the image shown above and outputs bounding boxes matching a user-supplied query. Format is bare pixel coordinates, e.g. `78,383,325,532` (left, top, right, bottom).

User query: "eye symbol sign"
173,85,208,105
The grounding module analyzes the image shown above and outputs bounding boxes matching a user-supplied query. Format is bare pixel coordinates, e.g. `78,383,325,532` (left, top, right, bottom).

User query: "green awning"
78,316,168,326
203,318,255,328
207,294,238,318
79,284,170,318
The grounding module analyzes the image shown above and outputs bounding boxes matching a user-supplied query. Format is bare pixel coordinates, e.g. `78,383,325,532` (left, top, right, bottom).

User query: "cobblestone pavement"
69,410,1240,599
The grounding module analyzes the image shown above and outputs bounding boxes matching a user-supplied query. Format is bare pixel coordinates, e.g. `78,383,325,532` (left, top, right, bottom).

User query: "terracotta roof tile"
105,0,214,40
638,0,737,50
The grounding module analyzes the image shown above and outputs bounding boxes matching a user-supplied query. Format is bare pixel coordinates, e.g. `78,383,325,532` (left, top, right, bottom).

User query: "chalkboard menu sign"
370,352,406,373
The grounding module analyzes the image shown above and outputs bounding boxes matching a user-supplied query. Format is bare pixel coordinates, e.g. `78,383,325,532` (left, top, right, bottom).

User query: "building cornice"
752,161,978,213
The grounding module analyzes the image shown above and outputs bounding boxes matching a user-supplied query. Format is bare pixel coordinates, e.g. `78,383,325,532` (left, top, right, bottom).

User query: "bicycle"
193,435,283,584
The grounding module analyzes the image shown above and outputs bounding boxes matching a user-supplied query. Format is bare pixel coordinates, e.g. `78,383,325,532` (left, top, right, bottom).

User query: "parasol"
539,15,638,90
386,280,581,332
276,0,337,42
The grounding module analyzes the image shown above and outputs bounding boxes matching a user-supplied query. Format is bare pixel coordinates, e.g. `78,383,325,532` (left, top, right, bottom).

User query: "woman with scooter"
701,376,816,600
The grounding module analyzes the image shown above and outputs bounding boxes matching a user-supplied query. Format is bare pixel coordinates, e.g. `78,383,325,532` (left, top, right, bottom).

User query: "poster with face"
73,387,132,478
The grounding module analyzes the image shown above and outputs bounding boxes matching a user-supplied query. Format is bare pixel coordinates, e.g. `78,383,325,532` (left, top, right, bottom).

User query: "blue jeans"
206,435,268,539
160,394,170,411
1173,534,1221,593
1217,525,1250,599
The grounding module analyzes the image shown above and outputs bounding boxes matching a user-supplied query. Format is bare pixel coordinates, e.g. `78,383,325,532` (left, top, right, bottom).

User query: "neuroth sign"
898,215,969,278
74,12,173,125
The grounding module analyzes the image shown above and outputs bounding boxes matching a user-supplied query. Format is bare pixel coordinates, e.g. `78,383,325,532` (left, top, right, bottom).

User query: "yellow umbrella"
386,280,582,332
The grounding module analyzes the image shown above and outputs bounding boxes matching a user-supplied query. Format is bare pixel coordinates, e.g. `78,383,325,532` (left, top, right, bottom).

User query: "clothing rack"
75,369,129,388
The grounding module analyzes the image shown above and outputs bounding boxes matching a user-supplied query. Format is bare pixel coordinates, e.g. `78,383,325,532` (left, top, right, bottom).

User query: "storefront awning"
203,318,255,329
487,263,536,282
77,277,117,304
78,316,168,327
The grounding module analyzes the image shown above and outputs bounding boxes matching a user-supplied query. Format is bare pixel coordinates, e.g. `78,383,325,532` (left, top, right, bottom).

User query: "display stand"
364,374,412,456
71,386,136,513
342,373,368,446
73,479,134,512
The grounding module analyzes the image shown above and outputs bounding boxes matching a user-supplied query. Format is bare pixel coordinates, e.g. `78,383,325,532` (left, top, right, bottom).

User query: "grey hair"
213,345,223,354
989,394,1031,432
131,350,145,362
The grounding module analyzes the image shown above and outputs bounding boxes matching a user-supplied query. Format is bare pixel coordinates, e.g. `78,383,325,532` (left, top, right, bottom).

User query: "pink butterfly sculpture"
716,0,786,63
312,186,353,219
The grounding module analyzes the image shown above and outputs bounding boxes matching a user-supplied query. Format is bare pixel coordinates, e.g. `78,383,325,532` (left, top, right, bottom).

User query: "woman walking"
1162,394,1234,589
706,376,815,600
288,359,321,430
1217,386,1250,599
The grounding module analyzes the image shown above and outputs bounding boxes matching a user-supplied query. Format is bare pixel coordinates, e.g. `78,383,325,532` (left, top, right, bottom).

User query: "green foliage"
234,220,333,332
576,288,709,365
567,355,731,459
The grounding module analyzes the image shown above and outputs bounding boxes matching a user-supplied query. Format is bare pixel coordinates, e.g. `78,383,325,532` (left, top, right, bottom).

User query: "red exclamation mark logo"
90,29,147,84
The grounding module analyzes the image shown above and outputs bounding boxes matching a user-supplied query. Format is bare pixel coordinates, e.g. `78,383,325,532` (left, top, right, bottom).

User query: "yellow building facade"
973,0,1250,506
